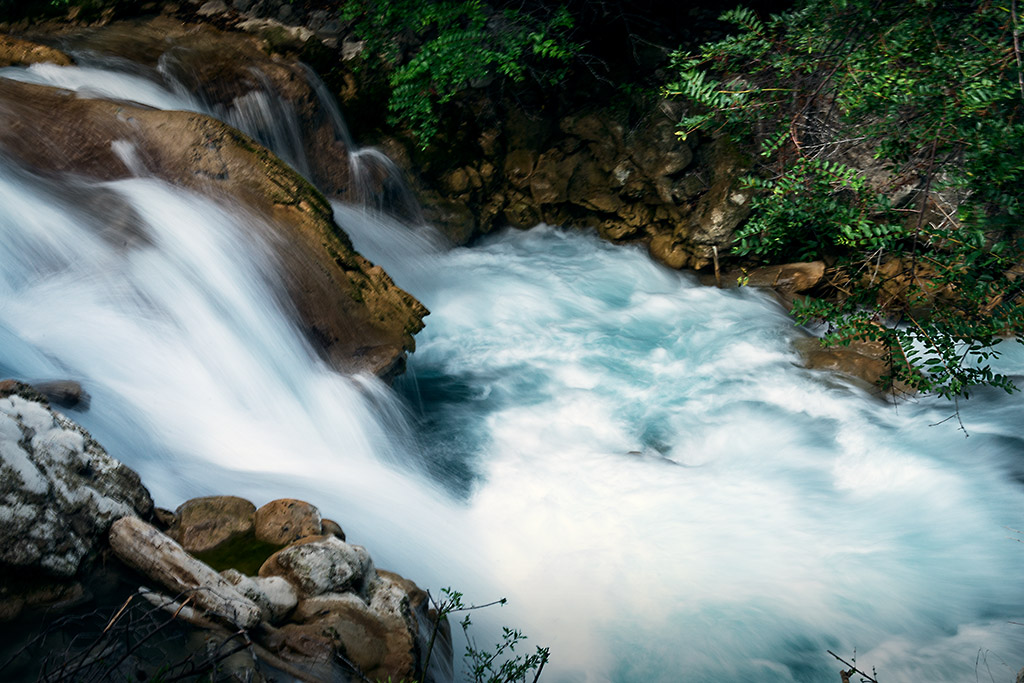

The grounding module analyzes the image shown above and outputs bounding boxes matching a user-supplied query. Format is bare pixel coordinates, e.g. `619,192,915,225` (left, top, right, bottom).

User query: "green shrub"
339,0,580,146
667,0,1024,400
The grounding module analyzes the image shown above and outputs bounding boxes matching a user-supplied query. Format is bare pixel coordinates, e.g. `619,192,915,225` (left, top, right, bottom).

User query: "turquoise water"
336,207,1024,683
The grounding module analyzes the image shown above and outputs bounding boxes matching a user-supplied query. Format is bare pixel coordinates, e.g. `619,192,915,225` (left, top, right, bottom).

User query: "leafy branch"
666,0,1024,400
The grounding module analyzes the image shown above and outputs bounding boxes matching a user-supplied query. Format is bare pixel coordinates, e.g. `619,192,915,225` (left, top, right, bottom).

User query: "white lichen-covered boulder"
0,382,152,577
259,535,374,598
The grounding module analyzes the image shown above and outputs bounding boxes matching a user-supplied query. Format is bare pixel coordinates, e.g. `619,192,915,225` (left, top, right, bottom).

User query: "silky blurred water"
335,207,1024,683
2,59,1024,683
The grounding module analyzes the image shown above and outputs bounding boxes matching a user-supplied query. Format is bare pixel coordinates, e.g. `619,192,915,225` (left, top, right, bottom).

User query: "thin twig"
827,650,879,683
1012,0,1024,102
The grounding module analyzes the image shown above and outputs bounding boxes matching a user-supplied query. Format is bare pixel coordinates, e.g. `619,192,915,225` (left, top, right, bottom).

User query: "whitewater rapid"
335,207,1024,683
2,58,1024,682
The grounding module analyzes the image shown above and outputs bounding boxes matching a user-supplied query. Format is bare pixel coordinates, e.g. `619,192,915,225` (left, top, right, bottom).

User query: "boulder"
0,78,427,378
221,568,298,623
169,496,256,555
31,380,90,410
108,516,262,629
281,571,448,683
0,383,152,577
0,35,73,68
794,337,913,396
254,498,322,547
744,262,826,294
259,535,374,598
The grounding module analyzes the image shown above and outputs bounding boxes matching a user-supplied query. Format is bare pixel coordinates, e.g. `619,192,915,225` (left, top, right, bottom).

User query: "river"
1,56,1023,683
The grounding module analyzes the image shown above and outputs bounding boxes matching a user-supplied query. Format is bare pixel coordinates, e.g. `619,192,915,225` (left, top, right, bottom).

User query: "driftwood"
108,516,262,629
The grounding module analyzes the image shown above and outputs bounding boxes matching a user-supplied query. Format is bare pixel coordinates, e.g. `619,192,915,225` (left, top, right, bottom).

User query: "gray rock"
0,387,152,576
197,0,228,16
221,568,297,623
260,536,373,597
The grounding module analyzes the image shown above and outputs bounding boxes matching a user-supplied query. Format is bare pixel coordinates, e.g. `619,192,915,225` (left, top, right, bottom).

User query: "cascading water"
333,206,1024,683
2,54,1024,683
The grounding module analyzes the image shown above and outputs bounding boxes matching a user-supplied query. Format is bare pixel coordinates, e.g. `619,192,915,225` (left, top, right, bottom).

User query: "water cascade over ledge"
2,52,1024,683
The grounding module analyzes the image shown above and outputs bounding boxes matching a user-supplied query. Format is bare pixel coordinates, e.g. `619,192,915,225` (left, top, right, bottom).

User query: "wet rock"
795,337,913,396
254,498,322,547
421,195,476,245
0,383,152,577
31,380,89,410
259,535,374,598
648,232,693,270
169,496,256,555
0,77,427,378
109,516,262,629
744,262,826,294
0,35,73,68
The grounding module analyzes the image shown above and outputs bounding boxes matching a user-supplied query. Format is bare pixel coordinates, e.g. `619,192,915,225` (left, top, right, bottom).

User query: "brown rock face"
745,262,826,294
794,337,913,397
0,35,73,68
51,16,352,200
0,78,426,378
169,496,256,555
254,498,323,546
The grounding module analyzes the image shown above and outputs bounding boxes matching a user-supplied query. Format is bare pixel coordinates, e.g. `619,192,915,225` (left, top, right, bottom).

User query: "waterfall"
2,54,1024,683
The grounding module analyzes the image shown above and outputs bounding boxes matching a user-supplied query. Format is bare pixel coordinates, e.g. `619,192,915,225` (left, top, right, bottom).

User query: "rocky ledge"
0,27,427,380
0,381,452,682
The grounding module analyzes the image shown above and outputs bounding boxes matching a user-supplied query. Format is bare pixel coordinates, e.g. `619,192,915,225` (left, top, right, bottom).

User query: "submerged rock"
794,337,914,398
31,380,90,410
